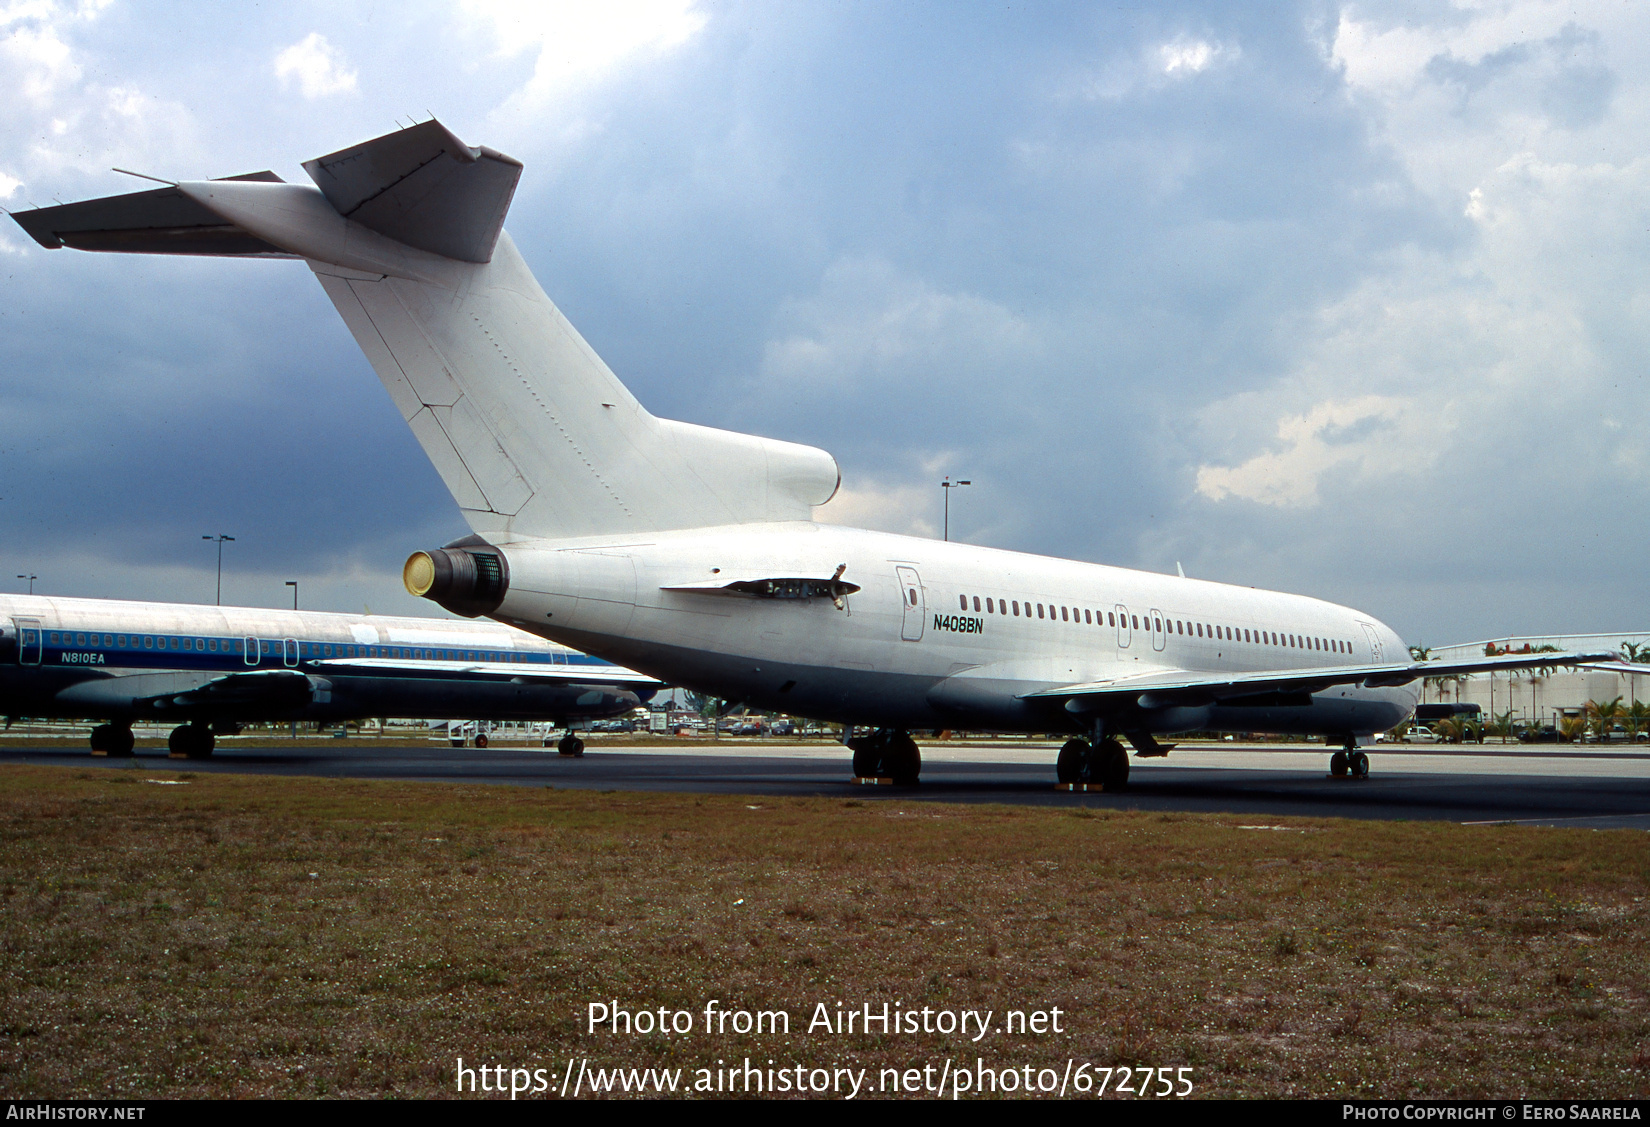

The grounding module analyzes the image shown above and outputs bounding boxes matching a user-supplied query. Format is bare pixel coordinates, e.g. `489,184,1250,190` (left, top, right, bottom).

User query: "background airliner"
0,593,658,757
12,120,1611,787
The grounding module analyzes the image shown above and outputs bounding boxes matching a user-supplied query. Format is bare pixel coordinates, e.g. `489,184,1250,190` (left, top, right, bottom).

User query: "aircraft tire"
169,723,214,759
1098,737,1129,791
1349,751,1369,779
1056,739,1089,785
558,733,584,757
849,737,876,778
887,730,921,786
1330,751,1349,777
107,725,135,758
89,724,110,755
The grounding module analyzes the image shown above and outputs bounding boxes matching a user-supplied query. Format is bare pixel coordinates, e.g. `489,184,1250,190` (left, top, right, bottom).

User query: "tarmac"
6,738,1650,829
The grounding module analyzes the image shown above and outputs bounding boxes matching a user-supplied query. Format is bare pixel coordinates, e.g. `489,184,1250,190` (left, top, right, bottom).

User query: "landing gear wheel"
886,731,921,786
107,725,134,758
849,729,920,783
557,733,585,757
1330,750,1349,777
1097,737,1130,791
1057,739,1092,785
1349,751,1369,779
168,723,214,759
475,733,489,749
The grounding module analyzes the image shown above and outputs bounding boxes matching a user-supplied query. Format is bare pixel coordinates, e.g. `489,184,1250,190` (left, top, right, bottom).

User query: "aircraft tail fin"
12,122,840,542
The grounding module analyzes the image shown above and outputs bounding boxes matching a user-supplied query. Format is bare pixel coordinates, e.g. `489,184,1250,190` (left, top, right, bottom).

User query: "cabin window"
972,596,981,612
986,598,994,613
960,595,968,610
1060,606,1068,622
1036,604,1044,619
1011,601,1018,616
1083,609,1091,624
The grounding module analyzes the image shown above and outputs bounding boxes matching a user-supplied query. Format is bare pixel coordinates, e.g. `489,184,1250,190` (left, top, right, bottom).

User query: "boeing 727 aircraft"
0,593,658,757
12,121,1612,787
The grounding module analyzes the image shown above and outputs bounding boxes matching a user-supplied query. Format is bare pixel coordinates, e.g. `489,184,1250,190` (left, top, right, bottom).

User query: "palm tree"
1559,715,1588,743
1485,709,1515,744
1628,700,1650,743
1586,696,1625,743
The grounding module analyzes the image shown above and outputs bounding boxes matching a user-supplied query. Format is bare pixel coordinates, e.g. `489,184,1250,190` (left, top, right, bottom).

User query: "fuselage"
485,522,1418,739
0,594,655,724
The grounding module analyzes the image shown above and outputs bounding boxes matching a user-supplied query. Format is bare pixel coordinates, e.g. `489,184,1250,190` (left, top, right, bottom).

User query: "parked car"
1401,725,1438,743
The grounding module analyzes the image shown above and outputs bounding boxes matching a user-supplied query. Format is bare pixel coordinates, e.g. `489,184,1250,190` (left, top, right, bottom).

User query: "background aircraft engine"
403,545,511,617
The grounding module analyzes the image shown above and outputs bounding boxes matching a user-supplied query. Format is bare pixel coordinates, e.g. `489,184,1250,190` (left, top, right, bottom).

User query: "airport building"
1421,633,1650,728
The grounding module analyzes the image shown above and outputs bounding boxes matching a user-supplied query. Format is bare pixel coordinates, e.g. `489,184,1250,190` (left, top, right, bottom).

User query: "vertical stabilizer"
11,121,841,542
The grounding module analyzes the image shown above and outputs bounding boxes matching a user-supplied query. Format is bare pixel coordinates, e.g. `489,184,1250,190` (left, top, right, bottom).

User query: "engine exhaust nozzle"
403,544,510,617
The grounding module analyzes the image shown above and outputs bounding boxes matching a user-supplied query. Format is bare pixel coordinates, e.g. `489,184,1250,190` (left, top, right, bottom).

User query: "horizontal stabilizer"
11,183,296,257
302,119,521,263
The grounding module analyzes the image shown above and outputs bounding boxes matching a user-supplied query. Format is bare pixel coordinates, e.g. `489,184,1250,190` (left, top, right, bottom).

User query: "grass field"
1,762,1646,1099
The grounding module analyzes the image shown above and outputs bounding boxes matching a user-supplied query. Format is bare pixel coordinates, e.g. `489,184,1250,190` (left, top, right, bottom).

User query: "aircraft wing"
310,656,663,687
1023,649,1620,709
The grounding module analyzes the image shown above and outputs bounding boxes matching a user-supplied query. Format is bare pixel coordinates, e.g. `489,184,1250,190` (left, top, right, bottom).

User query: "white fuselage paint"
487,523,1417,738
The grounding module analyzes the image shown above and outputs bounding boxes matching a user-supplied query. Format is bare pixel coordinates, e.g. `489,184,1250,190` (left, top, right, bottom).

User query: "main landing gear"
167,722,215,760
848,728,921,785
1056,735,1130,791
89,722,135,758
1329,736,1369,780
556,731,585,757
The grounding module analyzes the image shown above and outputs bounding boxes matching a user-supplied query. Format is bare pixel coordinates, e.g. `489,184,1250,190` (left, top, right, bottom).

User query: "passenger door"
1149,607,1166,651
13,618,41,665
895,567,925,642
1115,604,1131,654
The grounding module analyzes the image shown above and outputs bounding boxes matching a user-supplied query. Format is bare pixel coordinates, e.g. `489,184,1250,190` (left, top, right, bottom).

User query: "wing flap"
1028,649,1619,707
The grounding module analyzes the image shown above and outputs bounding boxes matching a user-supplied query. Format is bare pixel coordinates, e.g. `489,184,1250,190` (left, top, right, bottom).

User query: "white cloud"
1194,395,1437,507
0,170,20,197
1159,36,1235,77
759,256,1036,393
274,32,357,99
465,0,705,118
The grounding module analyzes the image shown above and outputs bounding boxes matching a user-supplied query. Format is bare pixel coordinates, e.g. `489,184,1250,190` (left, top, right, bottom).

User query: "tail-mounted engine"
403,536,511,617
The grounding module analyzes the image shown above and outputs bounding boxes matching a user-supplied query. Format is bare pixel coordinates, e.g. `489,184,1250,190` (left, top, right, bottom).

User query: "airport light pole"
940,477,971,542
16,575,34,595
202,535,234,605
285,581,298,610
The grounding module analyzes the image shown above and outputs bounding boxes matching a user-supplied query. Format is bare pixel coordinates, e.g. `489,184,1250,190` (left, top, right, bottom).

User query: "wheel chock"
853,776,895,786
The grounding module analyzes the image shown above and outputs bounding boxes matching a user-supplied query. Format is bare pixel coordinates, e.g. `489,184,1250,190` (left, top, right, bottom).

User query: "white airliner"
12,121,1610,787
0,593,658,758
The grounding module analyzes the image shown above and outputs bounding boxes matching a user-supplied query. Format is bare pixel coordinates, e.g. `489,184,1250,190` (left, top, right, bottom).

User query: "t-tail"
12,121,839,569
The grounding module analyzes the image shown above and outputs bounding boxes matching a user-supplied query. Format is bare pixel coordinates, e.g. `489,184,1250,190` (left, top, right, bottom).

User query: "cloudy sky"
2,0,1646,648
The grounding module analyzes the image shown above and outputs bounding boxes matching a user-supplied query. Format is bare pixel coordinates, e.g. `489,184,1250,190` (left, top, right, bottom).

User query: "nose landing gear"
1329,738,1369,779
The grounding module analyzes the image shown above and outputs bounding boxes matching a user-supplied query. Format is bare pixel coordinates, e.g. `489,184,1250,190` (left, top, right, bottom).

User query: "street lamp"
285,581,298,611
16,575,35,595
940,477,971,542
202,535,234,605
